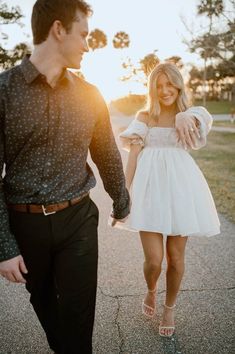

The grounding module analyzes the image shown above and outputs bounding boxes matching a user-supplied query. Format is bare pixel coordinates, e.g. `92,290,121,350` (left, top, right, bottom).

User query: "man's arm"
89,88,130,220
175,106,213,149
0,85,27,283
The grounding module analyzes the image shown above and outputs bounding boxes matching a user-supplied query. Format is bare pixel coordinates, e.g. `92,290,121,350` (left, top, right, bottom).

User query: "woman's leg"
140,232,164,316
160,235,188,336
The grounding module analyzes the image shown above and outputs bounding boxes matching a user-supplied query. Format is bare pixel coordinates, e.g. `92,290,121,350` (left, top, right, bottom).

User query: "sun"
81,48,145,103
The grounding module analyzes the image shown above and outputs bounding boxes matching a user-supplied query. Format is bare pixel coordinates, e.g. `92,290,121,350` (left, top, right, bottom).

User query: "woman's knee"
145,258,163,273
167,255,185,271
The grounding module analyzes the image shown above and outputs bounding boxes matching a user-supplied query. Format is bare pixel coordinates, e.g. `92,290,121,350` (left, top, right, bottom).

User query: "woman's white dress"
119,110,220,237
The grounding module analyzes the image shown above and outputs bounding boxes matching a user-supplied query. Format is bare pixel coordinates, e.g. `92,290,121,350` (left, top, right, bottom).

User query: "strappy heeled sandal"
159,304,176,337
142,287,157,318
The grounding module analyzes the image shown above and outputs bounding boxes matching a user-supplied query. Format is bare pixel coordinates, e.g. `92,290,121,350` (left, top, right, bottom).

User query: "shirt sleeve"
186,106,213,149
0,85,20,261
89,88,130,219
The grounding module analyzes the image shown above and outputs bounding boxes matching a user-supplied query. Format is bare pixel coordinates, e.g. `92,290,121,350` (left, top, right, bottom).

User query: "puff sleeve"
186,106,213,150
119,119,148,151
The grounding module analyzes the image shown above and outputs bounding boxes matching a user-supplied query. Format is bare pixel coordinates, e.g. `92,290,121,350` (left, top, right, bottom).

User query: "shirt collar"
20,54,72,86
20,55,40,84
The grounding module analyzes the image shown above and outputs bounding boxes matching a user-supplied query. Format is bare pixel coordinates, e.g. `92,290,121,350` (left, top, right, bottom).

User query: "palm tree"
196,0,224,105
139,53,160,76
112,31,130,49
88,29,107,51
165,56,183,69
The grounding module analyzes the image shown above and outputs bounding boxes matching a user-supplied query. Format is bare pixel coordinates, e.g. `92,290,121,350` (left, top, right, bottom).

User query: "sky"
1,0,227,101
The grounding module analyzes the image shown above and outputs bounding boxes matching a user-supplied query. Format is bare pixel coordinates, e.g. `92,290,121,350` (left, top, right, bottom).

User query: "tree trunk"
202,58,207,106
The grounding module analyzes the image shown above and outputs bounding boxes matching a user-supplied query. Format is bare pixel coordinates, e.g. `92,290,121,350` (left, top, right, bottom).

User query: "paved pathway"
211,126,235,133
212,114,234,121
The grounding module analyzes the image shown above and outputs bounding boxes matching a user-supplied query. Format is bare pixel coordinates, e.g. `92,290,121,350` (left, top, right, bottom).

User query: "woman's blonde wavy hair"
142,62,189,119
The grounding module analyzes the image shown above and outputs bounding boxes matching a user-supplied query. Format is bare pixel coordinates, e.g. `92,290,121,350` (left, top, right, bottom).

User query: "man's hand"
175,112,200,149
110,216,128,227
0,255,28,283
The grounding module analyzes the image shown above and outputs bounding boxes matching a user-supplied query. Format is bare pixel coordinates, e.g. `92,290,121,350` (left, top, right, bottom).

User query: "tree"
0,43,29,69
197,0,224,31
217,55,235,78
0,1,22,26
112,31,130,49
184,0,235,105
194,0,224,105
188,53,235,101
165,56,183,68
120,52,160,87
139,53,160,76
0,1,29,70
87,29,107,51
120,53,186,87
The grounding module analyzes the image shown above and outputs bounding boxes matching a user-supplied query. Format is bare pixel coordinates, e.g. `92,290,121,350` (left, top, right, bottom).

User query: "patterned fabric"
0,56,130,261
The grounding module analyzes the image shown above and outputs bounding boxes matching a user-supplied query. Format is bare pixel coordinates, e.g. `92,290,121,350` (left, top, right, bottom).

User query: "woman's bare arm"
125,143,143,191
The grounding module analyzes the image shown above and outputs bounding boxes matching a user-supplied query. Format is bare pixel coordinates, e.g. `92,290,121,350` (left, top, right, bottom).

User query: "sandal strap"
148,287,157,293
164,303,176,309
159,326,175,330
142,302,155,311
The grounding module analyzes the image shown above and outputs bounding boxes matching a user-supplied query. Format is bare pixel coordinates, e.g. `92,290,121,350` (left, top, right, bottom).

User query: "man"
0,0,212,353
0,1,130,353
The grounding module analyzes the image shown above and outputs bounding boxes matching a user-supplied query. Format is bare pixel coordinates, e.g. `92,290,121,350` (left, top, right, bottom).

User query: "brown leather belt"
8,193,89,216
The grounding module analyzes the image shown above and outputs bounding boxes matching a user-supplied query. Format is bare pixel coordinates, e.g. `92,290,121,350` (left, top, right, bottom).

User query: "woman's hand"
175,112,200,149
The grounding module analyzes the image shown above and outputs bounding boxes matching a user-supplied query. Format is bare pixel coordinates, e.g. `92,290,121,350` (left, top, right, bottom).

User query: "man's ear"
50,20,66,41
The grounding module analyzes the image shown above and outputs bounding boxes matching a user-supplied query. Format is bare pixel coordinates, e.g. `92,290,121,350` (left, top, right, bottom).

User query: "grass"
194,100,235,114
190,131,235,223
110,94,146,116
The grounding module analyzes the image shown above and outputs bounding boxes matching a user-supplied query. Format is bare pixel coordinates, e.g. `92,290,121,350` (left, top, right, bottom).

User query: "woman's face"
156,73,179,107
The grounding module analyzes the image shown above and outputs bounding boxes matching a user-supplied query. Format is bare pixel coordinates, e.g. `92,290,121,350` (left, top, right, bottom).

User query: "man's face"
61,10,89,69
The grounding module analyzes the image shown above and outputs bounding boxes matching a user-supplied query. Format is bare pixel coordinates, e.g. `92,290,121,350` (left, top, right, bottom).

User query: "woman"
118,63,220,337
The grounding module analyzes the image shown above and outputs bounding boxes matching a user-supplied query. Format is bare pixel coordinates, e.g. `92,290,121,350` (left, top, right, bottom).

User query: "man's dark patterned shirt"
0,57,130,261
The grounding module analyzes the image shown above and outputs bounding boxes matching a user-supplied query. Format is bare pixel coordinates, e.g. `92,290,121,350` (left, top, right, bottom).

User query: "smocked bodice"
145,126,183,148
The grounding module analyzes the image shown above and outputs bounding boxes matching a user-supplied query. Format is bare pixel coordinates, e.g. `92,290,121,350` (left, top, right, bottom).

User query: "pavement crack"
98,285,166,298
114,296,125,354
98,285,234,299
97,285,234,354
98,286,125,354
180,286,235,292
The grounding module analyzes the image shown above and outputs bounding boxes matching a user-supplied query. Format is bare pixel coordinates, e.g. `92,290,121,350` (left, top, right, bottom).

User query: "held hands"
0,255,28,283
110,196,131,227
175,112,200,149
110,215,128,227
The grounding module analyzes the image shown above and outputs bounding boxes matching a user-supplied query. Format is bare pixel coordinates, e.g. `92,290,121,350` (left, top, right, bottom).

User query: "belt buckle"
42,205,56,216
